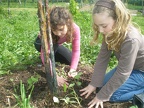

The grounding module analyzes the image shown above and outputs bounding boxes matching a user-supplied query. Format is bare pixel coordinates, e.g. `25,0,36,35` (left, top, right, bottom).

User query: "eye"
59,28,64,31
103,25,107,28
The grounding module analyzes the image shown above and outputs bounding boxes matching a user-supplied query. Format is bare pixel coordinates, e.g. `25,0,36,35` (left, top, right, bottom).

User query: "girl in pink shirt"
39,7,80,87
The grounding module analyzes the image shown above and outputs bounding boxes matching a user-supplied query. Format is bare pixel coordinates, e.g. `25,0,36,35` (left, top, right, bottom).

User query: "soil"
0,60,134,108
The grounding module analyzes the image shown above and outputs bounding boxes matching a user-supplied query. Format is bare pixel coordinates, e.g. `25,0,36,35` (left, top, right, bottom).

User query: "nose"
99,27,104,33
57,32,61,36
55,31,62,36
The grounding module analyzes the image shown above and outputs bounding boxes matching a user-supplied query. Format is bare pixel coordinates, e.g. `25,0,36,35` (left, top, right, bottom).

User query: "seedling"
12,75,39,108
13,80,34,108
59,72,83,107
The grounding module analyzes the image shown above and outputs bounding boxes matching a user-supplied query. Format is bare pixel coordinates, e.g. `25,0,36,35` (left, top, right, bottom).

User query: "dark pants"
54,44,72,65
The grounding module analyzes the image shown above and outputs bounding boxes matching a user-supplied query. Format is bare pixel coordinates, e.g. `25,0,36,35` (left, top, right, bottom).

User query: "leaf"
74,72,82,79
76,81,82,86
63,83,67,92
69,83,75,88
27,76,39,90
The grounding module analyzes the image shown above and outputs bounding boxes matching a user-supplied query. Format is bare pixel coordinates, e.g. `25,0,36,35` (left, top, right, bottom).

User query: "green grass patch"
0,4,144,72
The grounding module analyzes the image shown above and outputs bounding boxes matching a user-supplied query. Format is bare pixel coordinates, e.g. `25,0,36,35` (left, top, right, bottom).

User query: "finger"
68,72,77,78
68,73,72,78
88,102,96,108
88,100,93,106
58,83,62,87
71,72,78,77
100,102,103,108
95,103,99,108
57,81,61,86
80,90,88,96
85,92,91,98
80,88,86,92
65,82,69,86
63,78,68,82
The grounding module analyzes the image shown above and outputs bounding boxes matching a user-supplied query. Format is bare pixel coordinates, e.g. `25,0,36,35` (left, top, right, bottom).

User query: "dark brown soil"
0,61,133,108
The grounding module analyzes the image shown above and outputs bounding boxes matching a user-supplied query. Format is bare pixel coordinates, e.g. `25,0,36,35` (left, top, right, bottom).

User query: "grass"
0,7,39,70
0,2,144,70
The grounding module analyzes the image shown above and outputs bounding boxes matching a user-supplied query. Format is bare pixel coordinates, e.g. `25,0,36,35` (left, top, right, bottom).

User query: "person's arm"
70,23,81,70
96,38,140,101
90,40,111,87
79,40,111,99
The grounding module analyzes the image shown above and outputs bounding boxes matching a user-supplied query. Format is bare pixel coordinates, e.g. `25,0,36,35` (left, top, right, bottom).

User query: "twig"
6,96,11,108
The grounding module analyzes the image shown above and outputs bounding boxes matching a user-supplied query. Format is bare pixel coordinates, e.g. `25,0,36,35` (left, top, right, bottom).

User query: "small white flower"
53,96,59,103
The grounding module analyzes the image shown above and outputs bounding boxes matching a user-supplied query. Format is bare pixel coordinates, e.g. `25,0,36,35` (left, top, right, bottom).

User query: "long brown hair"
92,0,131,52
50,7,74,44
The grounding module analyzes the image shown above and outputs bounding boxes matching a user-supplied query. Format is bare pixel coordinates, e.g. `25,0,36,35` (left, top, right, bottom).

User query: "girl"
39,7,81,87
80,0,144,108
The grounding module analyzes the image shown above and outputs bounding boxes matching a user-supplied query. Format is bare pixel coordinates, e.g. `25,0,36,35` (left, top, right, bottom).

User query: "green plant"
60,72,83,107
0,70,9,75
130,105,138,108
13,80,34,108
27,75,39,90
0,7,6,15
69,0,79,16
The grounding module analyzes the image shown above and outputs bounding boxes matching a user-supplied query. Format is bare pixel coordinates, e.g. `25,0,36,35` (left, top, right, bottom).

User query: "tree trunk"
19,0,21,4
8,0,10,16
142,0,144,16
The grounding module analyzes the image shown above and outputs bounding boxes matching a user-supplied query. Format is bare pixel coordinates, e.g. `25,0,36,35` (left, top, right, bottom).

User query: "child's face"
93,11,115,36
52,25,68,37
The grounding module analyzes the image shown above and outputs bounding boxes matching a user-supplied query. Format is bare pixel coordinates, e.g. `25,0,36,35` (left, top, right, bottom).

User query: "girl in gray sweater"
80,0,144,108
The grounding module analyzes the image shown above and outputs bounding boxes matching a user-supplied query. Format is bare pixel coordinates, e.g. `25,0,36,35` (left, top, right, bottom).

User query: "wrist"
69,69,76,72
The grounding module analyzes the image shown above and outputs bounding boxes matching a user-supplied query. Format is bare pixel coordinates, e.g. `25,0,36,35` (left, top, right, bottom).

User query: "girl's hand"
68,69,78,78
88,96,103,108
57,75,69,87
80,84,96,99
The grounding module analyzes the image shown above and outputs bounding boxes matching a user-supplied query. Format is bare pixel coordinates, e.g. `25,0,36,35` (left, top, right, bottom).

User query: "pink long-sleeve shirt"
40,23,80,70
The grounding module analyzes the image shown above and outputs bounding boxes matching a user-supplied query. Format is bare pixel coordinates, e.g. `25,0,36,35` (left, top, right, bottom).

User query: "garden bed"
0,61,133,108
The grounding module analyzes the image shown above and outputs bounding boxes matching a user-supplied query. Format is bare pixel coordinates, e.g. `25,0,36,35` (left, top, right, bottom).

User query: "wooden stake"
45,0,58,93
37,0,57,93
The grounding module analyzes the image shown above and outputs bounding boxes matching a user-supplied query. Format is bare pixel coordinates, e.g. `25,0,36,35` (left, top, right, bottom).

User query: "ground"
0,60,134,108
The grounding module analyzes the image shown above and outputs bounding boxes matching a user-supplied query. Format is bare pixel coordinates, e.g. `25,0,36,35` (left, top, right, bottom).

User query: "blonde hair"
92,0,131,52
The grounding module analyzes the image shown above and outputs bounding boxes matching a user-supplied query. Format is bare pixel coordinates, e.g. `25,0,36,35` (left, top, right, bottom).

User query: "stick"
37,0,52,92
45,0,58,93
37,0,57,93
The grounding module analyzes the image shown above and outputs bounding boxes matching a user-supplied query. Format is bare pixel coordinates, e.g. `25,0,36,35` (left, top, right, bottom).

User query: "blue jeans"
103,68,144,102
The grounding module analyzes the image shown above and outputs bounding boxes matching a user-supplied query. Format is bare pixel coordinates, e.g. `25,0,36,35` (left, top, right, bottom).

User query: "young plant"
60,72,83,107
11,75,39,108
27,75,39,90
13,80,34,108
